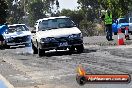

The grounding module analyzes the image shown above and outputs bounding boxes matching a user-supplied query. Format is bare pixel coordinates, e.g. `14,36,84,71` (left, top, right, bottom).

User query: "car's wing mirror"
31,30,36,33
116,20,118,24
5,30,9,34
5,31,9,34
74,24,77,27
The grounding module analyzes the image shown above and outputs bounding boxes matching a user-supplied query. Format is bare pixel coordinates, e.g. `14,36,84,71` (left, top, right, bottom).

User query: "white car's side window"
38,20,49,31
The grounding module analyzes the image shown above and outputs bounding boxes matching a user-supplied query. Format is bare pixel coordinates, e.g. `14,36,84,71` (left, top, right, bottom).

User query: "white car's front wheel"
32,41,38,54
37,45,45,57
76,44,84,53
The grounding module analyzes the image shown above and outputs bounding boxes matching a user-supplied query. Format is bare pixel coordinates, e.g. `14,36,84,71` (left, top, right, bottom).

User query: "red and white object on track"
118,28,124,45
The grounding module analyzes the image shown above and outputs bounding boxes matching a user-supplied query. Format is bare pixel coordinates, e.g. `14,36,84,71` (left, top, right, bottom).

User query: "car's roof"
36,16,69,22
8,24,26,27
118,18,126,20
45,16,68,19
128,17,132,19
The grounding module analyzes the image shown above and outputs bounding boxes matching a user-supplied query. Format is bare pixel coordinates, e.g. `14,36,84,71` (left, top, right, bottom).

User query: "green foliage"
98,0,132,18
0,0,8,24
28,0,60,26
78,0,132,19
60,9,84,27
77,0,99,20
5,0,59,25
28,0,46,26
76,0,132,36
79,20,106,36
5,0,25,24
80,20,96,36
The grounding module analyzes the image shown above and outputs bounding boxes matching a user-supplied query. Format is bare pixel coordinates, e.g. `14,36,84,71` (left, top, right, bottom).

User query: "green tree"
28,0,59,26
78,0,132,19
98,0,132,18
5,0,25,24
77,0,99,21
60,9,84,27
5,0,59,25
28,0,46,26
0,0,8,24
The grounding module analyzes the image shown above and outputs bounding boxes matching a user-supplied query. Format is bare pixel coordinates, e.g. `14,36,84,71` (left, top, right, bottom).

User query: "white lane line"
49,73,76,80
0,74,14,88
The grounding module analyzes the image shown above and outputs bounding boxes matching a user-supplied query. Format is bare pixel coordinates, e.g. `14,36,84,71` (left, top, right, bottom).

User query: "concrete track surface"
0,35,132,88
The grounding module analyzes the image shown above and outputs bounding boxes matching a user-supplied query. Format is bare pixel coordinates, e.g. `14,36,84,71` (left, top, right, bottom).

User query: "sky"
13,0,78,11
58,0,78,11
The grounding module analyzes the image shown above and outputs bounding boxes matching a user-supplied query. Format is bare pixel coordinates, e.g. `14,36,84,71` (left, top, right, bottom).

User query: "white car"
32,16,84,56
3,24,31,48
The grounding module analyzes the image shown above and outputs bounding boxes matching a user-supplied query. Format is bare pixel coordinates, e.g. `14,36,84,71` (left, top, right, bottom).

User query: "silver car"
4,24,31,48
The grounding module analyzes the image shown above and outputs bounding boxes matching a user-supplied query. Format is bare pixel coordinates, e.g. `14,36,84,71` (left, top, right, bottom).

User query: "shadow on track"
40,49,98,57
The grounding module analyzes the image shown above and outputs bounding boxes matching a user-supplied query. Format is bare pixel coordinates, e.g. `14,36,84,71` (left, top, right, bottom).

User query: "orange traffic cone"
118,28,124,45
125,27,130,40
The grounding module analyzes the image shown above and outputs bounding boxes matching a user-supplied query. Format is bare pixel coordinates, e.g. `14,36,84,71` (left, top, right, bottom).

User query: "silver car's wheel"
5,45,10,49
4,42,10,49
69,46,75,53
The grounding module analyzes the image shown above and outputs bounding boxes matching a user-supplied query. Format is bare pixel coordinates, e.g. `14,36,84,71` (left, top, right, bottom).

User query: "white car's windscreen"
119,19,128,24
38,18,76,31
8,25,29,33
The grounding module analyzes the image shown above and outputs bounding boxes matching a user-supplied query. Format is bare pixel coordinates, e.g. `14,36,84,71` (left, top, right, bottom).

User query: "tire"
131,32,132,35
5,45,10,49
32,42,38,54
38,48,45,57
36,41,45,57
76,75,86,85
114,32,117,35
69,46,75,53
76,44,84,53
4,42,10,49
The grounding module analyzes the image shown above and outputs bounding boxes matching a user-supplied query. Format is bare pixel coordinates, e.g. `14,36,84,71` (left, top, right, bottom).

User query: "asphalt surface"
0,35,132,88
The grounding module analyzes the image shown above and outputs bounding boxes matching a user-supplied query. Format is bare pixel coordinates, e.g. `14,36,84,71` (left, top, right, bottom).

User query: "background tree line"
1,0,132,36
